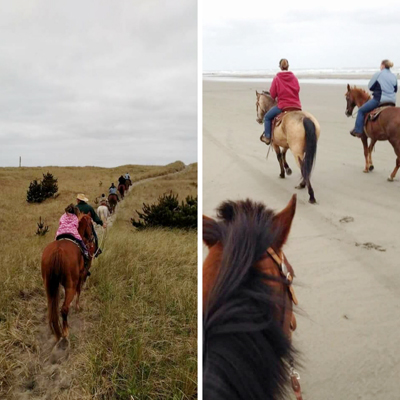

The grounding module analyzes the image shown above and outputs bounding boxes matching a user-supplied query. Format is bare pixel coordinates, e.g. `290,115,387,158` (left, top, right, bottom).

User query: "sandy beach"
203,79,400,400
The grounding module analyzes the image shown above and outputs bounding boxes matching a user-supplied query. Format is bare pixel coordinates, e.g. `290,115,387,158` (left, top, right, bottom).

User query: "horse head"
345,84,371,117
78,214,95,255
255,90,275,124
203,195,299,399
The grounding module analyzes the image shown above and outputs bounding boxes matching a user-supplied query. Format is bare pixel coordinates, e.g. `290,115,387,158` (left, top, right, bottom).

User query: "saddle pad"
56,234,84,254
367,104,395,121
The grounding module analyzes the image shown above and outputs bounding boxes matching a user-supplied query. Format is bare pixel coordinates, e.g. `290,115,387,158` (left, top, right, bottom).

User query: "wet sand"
203,79,400,400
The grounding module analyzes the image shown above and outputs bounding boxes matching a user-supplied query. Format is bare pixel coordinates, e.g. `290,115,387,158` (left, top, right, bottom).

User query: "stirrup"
260,133,271,145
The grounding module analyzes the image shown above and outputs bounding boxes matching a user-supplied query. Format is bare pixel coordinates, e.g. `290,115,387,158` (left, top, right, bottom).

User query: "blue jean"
355,98,379,133
263,106,282,139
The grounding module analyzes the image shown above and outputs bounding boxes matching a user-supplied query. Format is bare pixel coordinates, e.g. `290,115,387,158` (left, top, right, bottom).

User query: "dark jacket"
118,176,126,185
76,202,103,226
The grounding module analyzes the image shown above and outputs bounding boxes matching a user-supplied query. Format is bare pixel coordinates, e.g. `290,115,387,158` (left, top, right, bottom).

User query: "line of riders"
260,58,397,145
53,173,132,276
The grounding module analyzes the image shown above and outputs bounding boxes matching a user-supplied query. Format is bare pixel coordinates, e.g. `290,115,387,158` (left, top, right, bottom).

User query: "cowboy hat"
76,193,89,202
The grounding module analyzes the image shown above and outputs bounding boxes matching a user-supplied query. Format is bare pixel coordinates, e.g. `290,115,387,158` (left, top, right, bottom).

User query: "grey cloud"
0,0,197,167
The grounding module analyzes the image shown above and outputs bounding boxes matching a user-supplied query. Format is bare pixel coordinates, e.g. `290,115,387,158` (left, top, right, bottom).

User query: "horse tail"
301,117,317,183
45,248,63,339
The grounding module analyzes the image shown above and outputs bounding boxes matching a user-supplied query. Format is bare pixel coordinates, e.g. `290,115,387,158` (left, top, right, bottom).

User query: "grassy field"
0,161,197,399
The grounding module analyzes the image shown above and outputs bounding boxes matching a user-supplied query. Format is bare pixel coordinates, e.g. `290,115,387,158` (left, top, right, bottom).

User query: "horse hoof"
295,185,305,190
286,168,292,176
280,174,285,179
363,169,369,173
388,177,394,182
369,165,374,171
309,198,317,204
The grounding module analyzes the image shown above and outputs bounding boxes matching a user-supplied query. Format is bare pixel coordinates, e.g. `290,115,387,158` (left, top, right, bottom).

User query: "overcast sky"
0,0,197,167
203,0,400,71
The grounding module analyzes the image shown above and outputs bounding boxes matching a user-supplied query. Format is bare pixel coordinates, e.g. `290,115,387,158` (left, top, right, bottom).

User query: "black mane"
203,199,295,400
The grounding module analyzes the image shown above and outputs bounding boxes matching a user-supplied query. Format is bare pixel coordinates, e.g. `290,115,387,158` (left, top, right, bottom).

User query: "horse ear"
203,215,220,248
347,84,350,91
256,90,260,97
271,194,297,250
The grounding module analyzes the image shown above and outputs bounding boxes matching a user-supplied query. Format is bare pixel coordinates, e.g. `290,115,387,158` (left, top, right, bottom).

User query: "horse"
345,84,400,180
203,195,302,400
108,193,118,214
118,183,125,199
125,178,132,191
41,214,95,341
256,91,320,204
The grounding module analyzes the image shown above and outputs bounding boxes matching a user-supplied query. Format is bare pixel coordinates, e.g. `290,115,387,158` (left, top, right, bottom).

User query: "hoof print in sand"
355,242,386,252
340,216,354,223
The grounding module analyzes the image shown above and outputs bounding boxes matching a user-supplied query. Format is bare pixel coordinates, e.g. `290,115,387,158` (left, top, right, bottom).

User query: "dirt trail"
8,167,187,400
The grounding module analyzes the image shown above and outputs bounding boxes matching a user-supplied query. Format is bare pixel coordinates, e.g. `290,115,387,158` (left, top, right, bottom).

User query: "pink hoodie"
270,71,302,110
55,213,83,241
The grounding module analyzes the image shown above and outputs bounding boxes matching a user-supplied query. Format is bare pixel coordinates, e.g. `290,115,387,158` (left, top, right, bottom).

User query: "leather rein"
266,247,303,400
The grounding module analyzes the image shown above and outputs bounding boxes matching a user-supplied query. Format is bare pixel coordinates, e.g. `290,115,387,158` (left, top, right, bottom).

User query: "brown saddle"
365,103,395,123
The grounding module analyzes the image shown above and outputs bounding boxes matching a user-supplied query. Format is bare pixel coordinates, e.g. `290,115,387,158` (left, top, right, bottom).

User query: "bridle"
266,247,303,400
345,93,358,118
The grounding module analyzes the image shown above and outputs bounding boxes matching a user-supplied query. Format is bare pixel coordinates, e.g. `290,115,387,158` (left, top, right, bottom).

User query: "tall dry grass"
0,161,196,399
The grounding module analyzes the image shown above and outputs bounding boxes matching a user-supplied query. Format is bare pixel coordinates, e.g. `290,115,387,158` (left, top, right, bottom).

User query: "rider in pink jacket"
56,204,89,260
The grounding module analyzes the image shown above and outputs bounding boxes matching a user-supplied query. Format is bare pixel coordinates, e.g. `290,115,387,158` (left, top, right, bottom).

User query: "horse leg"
61,287,76,337
282,148,292,176
368,138,377,171
295,156,306,189
361,135,370,173
306,179,316,204
274,146,285,178
388,140,400,181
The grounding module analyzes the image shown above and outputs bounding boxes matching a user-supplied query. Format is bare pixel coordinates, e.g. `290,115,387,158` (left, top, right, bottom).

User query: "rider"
124,172,130,180
55,204,90,266
350,59,398,138
118,175,126,186
109,183,118,195
261,59,302,145
76,194,105,257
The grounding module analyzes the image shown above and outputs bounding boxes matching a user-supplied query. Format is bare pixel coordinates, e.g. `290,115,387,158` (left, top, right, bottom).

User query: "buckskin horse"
41,214,95,341
118,183,125,199
203,195,302,400
256,91,320,204
108,193,118,213
345,84,400,181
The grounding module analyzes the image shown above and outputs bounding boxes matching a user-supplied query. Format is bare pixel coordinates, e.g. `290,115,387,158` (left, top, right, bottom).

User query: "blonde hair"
381,59,394,69
279,59,289,71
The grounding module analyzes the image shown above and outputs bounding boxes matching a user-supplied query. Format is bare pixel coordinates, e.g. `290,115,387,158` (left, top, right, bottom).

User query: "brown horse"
125,178,132,191
203,195,301,400
108,193,118,213
256,91,320,203
41,214,95,341
118,183,125,199
345,84,400,180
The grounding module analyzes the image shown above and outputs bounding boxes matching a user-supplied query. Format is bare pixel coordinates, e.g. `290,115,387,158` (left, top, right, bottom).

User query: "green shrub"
131,192,197,230
26,172,58,203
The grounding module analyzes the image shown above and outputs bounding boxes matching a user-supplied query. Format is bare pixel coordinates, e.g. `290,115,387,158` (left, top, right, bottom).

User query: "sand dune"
203,79,400,400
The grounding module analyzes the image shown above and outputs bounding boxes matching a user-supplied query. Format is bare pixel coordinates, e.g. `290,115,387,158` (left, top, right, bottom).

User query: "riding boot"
260,132,271,145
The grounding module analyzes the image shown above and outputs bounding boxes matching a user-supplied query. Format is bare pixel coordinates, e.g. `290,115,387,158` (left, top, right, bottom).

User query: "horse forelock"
205,200,278,310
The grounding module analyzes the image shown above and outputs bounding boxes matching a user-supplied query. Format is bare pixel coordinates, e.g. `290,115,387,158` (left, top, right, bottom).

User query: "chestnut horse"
345,84,400,181
125,178,132,191
256,91,320,203
41,214,95,341
203,195,301,400
118,183,125,199
108,193,118,213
